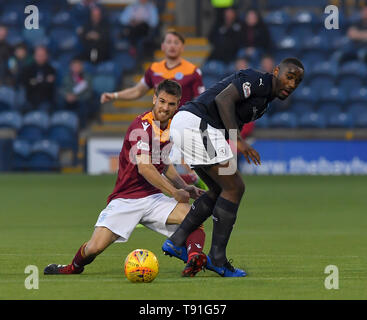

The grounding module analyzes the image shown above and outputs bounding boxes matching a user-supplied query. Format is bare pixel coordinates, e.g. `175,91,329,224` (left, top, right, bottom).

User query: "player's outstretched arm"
215,84,261,165
100,82,150,103
136,154,190,203
164,163,205,199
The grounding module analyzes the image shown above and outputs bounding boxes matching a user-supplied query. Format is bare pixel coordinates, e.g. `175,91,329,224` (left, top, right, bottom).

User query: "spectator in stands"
260,54,275,73
21,46,56,112
119,0,159,58
72,0,101,28
343,6,367,63
239,9,272,64
79,6,110,64
207,7,242,64
59,57,93,128
234,56,251,71
0,25,12,86
8,43,33,86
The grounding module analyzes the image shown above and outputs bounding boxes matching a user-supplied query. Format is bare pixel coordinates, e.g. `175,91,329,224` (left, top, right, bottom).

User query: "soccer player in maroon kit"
101,29,206,187
44,80,207,277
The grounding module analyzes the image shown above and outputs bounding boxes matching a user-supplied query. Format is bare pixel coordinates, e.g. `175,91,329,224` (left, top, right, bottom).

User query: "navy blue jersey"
180,68,274,130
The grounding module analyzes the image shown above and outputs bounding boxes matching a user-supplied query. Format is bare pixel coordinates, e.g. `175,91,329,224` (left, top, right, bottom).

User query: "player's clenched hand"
237,139,261,165
173,189,190,203
100,92,115,104
184,185,205,200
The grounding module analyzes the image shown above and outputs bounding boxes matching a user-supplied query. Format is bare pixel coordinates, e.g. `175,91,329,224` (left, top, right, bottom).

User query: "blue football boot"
206,256,247,277
162,239,188,263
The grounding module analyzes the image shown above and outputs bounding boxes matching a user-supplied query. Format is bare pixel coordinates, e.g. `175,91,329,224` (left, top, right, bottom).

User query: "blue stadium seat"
338,60,367,77
319,86,347,105
301,33,331,52
201,60,227,77
0,6,22,26
337,76,364,93
6,27,24,46
0,86,16,110
268,24,287,43
308,76,334,92
348,103,367,116
291,101,314,116
22,27,49,48
292,86,318,104
255,113,269,128
17,111,50,142
354,111,367,128
95,60,122,83
203,75,221,89
326,112,354,128
268,111,298,128
298,112,326,128
29,139,60,171
317,103,342,117
49,28,79,56
51,10,73,27
113,52,137,73
48,111,79,150
308,61,338,80
348,87,367,103
92,75,117,96
300,50,328,71
277,36,299,50
0,111,22,130
12,139,31,170
289,24,314,39
264,10,291,25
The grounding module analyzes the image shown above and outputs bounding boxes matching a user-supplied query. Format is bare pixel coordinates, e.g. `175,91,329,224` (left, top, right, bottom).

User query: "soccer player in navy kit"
163,57,304,277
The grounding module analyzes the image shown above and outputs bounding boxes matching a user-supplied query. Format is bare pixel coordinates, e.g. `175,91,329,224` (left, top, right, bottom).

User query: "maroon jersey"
141,58,205,106
107,111,172,202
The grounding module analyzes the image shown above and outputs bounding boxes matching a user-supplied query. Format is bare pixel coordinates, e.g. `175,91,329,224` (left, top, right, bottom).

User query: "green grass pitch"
0,174,366,300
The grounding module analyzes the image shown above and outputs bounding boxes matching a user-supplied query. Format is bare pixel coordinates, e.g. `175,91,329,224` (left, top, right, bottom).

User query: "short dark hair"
162,29,185,44
280,57,304,70
155,79,182,98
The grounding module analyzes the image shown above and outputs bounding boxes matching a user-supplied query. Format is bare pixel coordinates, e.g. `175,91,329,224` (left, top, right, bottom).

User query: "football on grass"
124,249,159,283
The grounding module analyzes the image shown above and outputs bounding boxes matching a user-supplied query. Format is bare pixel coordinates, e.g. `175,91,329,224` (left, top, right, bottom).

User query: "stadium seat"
49,28,79,56
29,139,60,171
0,111,22,130
113,52,137,73
203,75,221,89
298,112,326,128
12,139,31,170
308,76,334,92
0,6,22,26
0,86,16,111
291,101,314,116
292,86,318,104
264,10,291,25
308,61,338,80
22,27,49,48
254,113,269,128
268,111,298,128
48,111,79,150
348,103,367,116
201,60,227,77
92,75,117,96
17,111,50,142
289,24,313,39
301,33,331,53
6,27,24,46
348,87,367,103
316,103,342,117
319,86,347,105
326,112,354,128
51,10,73,27
354,111,367,128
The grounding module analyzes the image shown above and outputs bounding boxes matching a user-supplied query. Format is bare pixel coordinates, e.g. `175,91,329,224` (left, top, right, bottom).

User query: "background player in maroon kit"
100,29,206,187
44,80,207,277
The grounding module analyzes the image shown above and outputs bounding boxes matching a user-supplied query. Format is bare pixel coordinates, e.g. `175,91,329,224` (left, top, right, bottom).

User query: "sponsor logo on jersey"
142,121,150,131
137,140,150,151
242,82,251,98
174,72,184,80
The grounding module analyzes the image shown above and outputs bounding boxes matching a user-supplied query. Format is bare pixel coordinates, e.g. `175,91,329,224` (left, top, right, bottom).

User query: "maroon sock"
71,243,96,270
186,227,206,261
